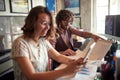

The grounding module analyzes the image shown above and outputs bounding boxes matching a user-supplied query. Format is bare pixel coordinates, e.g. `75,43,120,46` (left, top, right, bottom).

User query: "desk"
0,49,13,77
56,60,102,80
56,49,106,80
99,34,120,80
115,49,120,80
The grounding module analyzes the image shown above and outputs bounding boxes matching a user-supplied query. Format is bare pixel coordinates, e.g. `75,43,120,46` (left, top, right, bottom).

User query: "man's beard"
61,25,69,30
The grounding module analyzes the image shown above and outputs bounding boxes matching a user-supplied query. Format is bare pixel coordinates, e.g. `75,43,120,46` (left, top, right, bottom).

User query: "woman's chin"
41,33,47,37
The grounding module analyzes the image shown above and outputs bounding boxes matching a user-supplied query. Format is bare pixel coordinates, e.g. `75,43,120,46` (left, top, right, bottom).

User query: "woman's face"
61,17,73,30
36,13,50,37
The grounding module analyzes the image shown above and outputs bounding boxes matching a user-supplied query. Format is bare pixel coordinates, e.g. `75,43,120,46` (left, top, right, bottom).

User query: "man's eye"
70,22,73,25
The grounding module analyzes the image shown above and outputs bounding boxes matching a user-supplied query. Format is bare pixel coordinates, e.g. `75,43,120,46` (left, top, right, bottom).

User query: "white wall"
0,0,92,32
56,0,92,32
81,0,92,32
0,0,46,49
0,0,45,16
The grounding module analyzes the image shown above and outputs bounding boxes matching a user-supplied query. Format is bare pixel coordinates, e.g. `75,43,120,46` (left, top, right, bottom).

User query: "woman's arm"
48,47,75,64
48,37,76,56
15,55,84,80
15,57,67,80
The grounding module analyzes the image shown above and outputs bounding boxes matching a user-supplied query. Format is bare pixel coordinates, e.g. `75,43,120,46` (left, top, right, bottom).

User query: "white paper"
88,40,112,60
75,40,112,60
74,64,97,80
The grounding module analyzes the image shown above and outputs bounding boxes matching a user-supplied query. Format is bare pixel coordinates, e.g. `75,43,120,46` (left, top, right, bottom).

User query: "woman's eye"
41,21,50,26
42,22,47,25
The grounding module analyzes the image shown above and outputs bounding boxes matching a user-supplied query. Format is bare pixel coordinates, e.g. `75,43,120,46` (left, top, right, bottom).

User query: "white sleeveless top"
11,36,52,80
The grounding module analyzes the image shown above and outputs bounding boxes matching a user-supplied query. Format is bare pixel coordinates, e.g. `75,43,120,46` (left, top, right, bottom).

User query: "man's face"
61,17,73,30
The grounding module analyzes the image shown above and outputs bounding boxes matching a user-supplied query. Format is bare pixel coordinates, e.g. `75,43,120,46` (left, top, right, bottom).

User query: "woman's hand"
63,58,86,75
61,49,76,56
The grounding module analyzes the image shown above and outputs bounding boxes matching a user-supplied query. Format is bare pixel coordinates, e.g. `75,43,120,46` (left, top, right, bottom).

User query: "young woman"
11,6,85,80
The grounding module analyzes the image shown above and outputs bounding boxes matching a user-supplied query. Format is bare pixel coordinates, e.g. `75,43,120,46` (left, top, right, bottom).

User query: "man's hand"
61,49,76,56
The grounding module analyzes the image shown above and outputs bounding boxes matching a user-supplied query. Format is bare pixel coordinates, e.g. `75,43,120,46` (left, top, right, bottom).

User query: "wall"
0,0,46,49
56,0,64,13
0,0,29,16
0,0,45,16
81,0,92,32
56,0,92,32
0,0,92,32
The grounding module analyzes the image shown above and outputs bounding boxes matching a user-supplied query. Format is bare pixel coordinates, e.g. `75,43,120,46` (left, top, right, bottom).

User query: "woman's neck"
31,36,40,47
29,33,39,44
23,35,40,47
33,35,40,43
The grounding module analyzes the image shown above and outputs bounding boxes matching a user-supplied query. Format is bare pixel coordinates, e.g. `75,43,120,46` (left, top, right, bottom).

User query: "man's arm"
70,26,104,42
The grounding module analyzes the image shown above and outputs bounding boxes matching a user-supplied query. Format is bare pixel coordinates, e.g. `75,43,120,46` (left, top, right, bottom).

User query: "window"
93,0,109,34
93,0,120,34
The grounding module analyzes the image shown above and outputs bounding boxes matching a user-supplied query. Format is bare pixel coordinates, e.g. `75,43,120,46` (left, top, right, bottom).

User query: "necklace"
29,39,41,57
37,45,40,57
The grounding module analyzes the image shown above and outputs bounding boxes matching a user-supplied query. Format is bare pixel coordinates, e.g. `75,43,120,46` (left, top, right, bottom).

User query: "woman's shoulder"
13,35,28,45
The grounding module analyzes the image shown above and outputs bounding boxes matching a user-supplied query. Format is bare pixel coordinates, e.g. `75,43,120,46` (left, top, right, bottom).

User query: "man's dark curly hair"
56,9,74,28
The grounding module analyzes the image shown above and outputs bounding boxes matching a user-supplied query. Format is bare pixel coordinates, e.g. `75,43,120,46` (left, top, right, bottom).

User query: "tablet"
82,39,95,62
83,41,95,62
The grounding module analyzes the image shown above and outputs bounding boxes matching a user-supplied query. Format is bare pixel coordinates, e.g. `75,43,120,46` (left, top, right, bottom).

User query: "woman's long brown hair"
21,6,54,39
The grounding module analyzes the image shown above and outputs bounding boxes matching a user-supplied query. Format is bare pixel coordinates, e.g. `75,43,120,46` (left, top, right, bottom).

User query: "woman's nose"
46,24,50,29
